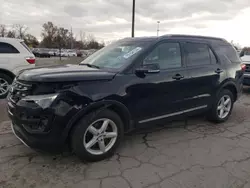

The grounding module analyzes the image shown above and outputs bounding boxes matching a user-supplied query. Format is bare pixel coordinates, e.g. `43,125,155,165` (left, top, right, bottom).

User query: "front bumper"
7,96,79,152
11,123,30,148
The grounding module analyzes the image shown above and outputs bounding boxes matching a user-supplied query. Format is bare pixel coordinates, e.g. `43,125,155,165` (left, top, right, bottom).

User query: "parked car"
67,50,77,57
48,50,56,56
7,35,244,162
0,37,35,98
240,49,250,85
33,49,50,58
60,50,77,57
76,50,83,57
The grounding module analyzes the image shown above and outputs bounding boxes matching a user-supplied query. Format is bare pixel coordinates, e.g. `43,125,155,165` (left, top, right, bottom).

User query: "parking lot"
1,59,250,188
35,57,84,67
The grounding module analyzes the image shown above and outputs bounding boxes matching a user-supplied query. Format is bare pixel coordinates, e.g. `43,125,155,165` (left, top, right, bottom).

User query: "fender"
217,78,238,100
219,79,237,89
62,100,132,139
0,68,15,79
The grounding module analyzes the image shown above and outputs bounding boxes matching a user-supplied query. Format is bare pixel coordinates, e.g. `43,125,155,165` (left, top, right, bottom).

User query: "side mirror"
135,63,160,74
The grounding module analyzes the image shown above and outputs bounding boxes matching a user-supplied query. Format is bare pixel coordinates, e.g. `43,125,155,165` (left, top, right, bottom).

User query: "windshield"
80,40,151,69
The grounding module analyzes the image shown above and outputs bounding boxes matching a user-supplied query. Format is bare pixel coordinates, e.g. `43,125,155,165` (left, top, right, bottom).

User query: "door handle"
172,74,184,80
215,68,223,74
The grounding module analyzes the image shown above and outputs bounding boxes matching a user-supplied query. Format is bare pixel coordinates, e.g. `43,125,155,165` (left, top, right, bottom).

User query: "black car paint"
7,35,244,152
242,63,250,86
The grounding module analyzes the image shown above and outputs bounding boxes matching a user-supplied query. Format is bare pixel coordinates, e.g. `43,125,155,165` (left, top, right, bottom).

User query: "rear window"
216,45,241,63
0,42,19,53
20,41,32,53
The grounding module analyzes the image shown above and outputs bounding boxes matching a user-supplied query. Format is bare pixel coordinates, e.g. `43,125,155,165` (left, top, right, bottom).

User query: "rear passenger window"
184,43,212,66
0,42,19,54
216,45,241,63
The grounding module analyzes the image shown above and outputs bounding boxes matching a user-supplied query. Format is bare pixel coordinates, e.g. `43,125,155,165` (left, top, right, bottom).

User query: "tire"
71,109,124,162
208,89,234,123
0,73,13,99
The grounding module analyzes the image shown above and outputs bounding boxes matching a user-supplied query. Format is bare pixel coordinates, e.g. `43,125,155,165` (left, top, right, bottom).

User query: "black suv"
7,35,244,162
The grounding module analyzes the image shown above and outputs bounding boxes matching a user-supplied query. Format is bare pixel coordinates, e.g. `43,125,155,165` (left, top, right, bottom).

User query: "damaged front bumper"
7,93,81,152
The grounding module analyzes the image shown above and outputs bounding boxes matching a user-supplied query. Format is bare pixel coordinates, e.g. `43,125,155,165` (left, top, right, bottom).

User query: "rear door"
182,42,225,111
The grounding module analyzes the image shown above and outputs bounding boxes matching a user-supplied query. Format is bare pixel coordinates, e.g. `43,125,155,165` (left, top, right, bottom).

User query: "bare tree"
86,34,95,43
79,30,86,43
14,24,28,39
6,30,16,38
0,25,7,37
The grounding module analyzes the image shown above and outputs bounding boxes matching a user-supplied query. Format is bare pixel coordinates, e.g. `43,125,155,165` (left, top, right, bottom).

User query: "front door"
126,41,189,124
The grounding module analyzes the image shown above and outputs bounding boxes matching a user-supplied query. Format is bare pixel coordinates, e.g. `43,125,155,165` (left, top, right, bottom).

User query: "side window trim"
142,41,184,70
207,44,219,64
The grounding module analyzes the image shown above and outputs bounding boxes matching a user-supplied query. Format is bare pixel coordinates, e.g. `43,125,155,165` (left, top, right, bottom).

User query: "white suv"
0,37,35,98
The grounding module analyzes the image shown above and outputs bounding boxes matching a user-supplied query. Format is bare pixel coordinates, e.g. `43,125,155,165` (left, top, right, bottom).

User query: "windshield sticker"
123,47,142,59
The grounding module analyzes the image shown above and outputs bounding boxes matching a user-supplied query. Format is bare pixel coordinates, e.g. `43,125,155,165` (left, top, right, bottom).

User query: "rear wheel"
0,73,13,99
208,89,234,123
71,109,124,162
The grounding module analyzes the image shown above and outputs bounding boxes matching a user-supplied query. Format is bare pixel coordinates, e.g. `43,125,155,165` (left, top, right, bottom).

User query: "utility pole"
157,21,160,37
71,27,73,49
132,0,135,37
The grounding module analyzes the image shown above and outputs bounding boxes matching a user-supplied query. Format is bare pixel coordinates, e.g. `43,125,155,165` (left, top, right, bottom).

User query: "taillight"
26,57,36,64
241,64,246,71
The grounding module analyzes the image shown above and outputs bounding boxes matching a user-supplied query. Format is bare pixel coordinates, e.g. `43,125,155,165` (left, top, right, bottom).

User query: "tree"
74,30,86,49
14,24,28,39
40,21,103,49
79,30,85,41
0,25,7,37
85,34,105,49
24,34,39,48
6,30,16,38
40,22,58,48
55,27,73,49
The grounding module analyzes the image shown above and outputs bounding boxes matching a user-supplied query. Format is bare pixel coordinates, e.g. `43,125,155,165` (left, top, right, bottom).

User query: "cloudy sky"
1,0,250,46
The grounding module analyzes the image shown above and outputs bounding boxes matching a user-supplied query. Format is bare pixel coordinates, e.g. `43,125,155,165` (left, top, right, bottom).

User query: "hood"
17,64,117,82
241,55,250,63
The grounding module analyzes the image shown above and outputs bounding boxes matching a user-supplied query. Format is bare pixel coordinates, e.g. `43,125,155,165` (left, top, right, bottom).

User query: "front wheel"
0,73,13,99
71,109,124,162
208,89,234,123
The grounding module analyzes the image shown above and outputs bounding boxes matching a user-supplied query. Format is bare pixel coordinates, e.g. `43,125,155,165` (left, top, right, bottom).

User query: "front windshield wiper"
79,63,100,69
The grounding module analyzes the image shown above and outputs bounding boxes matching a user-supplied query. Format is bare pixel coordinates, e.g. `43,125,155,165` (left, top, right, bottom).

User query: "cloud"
1,0,250,45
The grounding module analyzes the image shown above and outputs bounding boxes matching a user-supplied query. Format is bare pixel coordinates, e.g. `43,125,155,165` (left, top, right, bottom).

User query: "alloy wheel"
217,95,232,119
83,118,118,155
0,78,9,96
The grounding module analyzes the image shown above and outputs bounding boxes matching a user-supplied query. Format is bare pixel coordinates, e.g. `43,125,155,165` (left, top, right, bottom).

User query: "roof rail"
161,34,226,42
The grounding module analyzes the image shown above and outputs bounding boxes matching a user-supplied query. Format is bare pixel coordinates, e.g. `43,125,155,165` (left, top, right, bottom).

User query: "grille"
8,80,32,103
245,64,250,72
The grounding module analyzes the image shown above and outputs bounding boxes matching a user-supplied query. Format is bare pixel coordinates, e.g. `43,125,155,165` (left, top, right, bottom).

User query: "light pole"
157,21,160,37
132,0,135,37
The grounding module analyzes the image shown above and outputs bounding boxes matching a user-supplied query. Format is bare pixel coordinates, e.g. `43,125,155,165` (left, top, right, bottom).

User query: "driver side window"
144,42,182,69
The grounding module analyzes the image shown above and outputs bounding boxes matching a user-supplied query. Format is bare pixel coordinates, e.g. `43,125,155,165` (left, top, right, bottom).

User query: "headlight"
21,93,58,109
